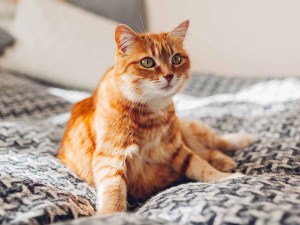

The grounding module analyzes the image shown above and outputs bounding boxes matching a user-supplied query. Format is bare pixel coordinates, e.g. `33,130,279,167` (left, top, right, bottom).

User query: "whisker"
139,11,146,33
136,21,144,34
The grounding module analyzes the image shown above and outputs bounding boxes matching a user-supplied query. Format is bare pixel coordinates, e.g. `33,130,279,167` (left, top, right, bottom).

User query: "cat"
57,20,255,215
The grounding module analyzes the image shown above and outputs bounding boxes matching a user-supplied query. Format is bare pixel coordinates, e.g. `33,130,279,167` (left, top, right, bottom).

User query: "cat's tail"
217,132,257,152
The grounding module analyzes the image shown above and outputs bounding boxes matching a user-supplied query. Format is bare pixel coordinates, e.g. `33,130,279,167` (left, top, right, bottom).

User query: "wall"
145,0,300,76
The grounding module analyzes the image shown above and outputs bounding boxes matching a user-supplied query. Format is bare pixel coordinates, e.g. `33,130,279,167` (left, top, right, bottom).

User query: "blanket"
0,69,299,225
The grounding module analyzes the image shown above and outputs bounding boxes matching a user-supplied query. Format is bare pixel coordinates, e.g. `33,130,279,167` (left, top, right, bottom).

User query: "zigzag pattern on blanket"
0,121,96,224
137,175,300,225
0,70,70,119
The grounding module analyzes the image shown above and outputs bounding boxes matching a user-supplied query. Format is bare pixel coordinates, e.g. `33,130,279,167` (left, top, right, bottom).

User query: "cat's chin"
160,89,176,96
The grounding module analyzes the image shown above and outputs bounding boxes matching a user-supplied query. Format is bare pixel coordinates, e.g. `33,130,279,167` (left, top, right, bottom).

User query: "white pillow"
0,0,118,90
0,0,17,30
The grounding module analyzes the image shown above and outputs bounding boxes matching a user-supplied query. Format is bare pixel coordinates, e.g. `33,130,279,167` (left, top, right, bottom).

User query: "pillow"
67,0,147,32
0,0,17,30
0,28,15,55
0,0,118,90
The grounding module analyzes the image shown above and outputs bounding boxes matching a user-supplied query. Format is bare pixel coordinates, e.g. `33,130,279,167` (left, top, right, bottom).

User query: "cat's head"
114,20,190,105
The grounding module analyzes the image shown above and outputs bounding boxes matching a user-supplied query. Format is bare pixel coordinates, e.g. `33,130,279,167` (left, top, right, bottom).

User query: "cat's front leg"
170,144,243,182
92,151,127,216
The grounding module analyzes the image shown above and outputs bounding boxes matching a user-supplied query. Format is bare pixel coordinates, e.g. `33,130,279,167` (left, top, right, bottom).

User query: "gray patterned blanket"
0,69,299,225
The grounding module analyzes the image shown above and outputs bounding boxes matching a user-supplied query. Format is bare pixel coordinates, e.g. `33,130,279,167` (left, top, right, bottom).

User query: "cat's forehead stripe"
149,42,155,56
144,36,175,58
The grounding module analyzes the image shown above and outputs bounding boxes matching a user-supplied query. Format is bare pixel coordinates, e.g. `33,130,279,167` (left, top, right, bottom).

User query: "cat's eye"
141,57,155,68
171,54,182,65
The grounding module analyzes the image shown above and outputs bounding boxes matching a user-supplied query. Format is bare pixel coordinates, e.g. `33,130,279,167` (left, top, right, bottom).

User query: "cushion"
68,0,147,32
0,0,17,29
0,0,118,90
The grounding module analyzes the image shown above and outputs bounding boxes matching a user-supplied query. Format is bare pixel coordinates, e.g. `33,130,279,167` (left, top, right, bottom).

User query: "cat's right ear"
115,24,138,54
169,20,190,43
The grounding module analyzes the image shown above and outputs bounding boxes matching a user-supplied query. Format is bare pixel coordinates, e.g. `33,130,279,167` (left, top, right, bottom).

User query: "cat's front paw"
222,133,257,151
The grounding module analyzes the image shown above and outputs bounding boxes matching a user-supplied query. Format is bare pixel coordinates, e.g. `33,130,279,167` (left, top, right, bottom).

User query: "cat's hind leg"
179,119,256,172
169,143,244,182
179,119,256,152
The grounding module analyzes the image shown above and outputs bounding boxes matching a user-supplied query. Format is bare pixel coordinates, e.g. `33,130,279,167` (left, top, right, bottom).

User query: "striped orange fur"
57,20,255,215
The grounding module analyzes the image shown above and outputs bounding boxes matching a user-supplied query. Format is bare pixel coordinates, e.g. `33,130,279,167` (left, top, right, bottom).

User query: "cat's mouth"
161,84,173,90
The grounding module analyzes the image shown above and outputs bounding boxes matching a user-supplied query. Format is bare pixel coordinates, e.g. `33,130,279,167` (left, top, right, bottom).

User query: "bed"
0,68,299,225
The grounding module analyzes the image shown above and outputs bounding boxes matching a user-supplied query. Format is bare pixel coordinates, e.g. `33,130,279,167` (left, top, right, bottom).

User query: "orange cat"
58,20,255,215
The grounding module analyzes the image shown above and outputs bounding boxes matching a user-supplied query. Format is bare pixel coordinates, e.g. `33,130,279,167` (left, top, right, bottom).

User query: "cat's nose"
164,74,174,83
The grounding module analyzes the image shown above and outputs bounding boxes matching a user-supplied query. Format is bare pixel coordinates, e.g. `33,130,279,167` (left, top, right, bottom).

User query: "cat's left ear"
115,24,139,53
169,20,190,42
